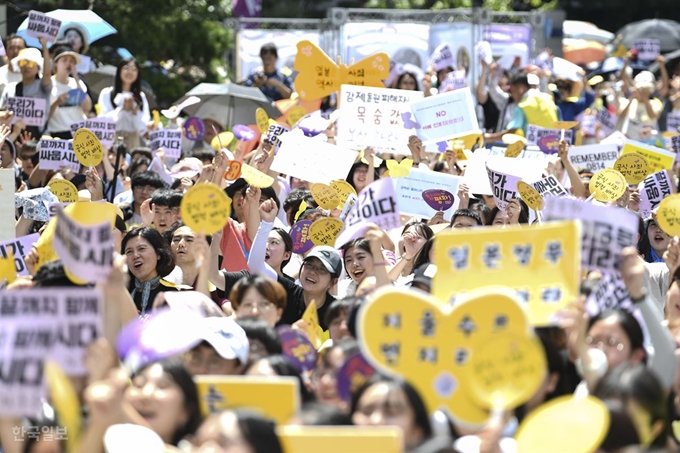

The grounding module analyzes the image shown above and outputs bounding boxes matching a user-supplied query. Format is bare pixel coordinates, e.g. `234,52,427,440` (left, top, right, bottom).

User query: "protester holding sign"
48,47,91,139
637,218,671,264
618,71,663,141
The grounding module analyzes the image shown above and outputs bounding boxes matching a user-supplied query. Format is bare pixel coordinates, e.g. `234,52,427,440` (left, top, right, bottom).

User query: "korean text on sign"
542,197,638,274
26,10,62,42
337,85,423,153
38,139,79,173
149,129,183,159
409,87,480,146
0,233,40,276
70,118,117,149
345,178,400,232
0,288,103,416
432,220,581,326
638,170,675,218
7,97,47,128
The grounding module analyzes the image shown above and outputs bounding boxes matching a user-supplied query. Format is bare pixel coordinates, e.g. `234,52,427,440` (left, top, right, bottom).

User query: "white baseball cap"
200,317,249,365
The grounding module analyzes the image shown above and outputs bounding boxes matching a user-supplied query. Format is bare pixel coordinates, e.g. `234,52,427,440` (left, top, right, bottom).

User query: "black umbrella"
614,19,680,53
647,49,680,75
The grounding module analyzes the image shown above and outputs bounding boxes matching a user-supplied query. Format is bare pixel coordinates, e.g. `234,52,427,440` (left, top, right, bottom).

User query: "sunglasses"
19,60,36,69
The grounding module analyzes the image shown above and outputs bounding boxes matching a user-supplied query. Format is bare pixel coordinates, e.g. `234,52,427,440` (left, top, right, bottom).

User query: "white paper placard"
7,97,47,128
345,177,401,232
70,117,117,149
393,168,461,221
408,87,480,146
38,139,79,173
667,112,680,133
638,170,675,219
149,129,183,159
271,138,358,184
633,39,661,61
567,144,619,172
0,233,39,275
26,10,61,43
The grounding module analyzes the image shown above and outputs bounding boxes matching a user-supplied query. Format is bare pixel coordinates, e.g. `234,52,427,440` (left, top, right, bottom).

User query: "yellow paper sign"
614,152,650,185
449,132,483,152
620,140,675,174
358,286,530,426
309,217,344,246
301,301,330,349
36,218,58,270
48,179,78,203
286,106,308,127
180,183,231,235
73,128,104,167
433,221,581,327
194,375,299,424
657,194,680,237
152,110,160,127
255,107,269,133
0,250,16,285
241,163,274,188
466,334,546,410
310,183,340,210
45,361,82,453
294,40,390,101
515,395,609,453
612,43,628,58
517,181,544,211
588,168,627,202
330,180,357,209
505,141,525,158
386,159,412,179
210,132,235,151
277,426,402,453
501,133,526,145
552,121,580,130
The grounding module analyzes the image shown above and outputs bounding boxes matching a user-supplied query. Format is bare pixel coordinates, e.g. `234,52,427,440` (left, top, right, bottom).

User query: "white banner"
667,112,680,133
486,163,522,213
633,39,660,61
408,87,480,146
638,170,675,219
0,288,102,416
596,109,618,136
393,168,461,221
0,233,39,276
543,197,639,274
428,42,455,72
567,144,619,172
584,272,635,316
149,129,183,159
7,97,47,128
531,175,570,198
271,137,358,184
345,177,401,233
38,139,79,172
337,85,423,153
70,118,117,149
26,10,61,43
52,206,113,283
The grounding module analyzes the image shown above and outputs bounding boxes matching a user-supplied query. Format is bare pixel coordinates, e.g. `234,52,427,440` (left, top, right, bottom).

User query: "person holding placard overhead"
0,37,52,139
48,46,91,139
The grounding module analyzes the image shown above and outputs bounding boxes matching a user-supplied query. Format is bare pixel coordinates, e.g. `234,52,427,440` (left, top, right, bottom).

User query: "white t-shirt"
48,77,88,133
0,65,22,100
98,86,151,133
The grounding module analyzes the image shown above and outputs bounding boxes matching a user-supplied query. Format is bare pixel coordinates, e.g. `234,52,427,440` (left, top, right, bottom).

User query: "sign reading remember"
0,288,102,416
337,85,423,153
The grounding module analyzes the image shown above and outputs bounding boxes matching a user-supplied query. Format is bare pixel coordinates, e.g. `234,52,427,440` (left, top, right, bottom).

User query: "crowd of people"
3,12,680,453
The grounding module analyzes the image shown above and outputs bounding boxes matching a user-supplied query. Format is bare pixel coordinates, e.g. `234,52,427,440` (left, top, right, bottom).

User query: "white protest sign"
409,87,480,146
475,41,493,65
670,135,680,154
345,177,400,234
0,170,13,242
70,118,117,149
462,153,546,196
149,129,183,159
428,43,455,72
667,112,680,133
52,206,113,283
26,10,62,43
337,85,423,153
76,54,92,74
633,39,661,61
531,175,570,199
567,144,619,172
0,233,39,276
596,108,619,136
584,272,635,316
271,137,358,184
393,168,461,221
0,288,102,416
526,124,573,147
265,122,289,149
439,70,466,93
38,139,79,172
552,57,581,82
638,170,675,219
7,97,47,128
488,146,548,160
580,114,597,137
543,197,638,274
486,163,522,212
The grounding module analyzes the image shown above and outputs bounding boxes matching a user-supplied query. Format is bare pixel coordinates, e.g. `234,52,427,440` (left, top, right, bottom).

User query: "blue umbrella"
16,9,116,49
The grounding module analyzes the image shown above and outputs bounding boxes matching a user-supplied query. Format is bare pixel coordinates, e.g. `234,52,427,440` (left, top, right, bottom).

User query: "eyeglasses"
239,300,274,313
302,261,329,275
585,336,625,352
19,60,36,69
122,65,139,72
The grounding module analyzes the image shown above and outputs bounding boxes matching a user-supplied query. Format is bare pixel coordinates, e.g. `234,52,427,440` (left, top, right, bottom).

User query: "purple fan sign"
233,124,256,141
537,134,561,155
422,189,455,211
277,326,317,373
290,220,314,254
336,352,376,402
184,116,205,141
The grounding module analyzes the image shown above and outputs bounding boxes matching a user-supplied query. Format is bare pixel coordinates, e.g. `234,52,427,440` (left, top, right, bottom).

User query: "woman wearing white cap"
618,71,663,140
0,37,52,139
48,46,91,139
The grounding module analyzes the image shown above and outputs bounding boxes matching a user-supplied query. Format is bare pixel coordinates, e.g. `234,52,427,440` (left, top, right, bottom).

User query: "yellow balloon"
44,361,82,452
48,179,79,203
211,132,235,151
588,168,627,202
180,183,232,235
73,128,104,167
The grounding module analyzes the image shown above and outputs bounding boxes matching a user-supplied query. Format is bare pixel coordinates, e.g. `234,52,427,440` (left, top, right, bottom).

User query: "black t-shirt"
480,96,500,132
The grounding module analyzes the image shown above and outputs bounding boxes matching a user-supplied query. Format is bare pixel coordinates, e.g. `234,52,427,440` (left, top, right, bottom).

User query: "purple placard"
232,0,262,18
290,220,314,254
277,326,317,373
537,134,561,155
184,116,205,141
336,352,376,403
482,24,532,46
233,124,256,141
422,189,455,211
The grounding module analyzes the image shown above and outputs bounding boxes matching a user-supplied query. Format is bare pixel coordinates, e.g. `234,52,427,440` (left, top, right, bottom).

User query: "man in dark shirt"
245,43,293,102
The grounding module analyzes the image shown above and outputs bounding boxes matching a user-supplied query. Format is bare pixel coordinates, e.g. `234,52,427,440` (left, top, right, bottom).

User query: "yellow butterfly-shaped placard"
386,158,413,179
294,40,390,101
